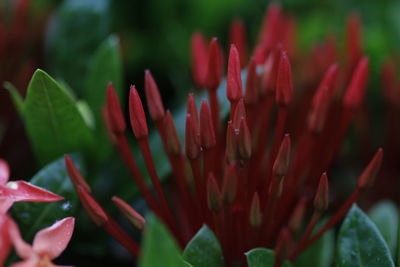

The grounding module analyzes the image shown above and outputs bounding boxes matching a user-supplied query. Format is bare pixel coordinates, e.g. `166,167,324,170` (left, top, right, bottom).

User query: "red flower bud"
343,57,369,109
249,192,262,227
185,114,200,160
106,83,126,134
276,51,293,106
357,148,383,189
227,44,243,103
206,38,223,90
230,19,247,68
64,154,91,193
207,173,222,212
112,196,146,231
200,100,216,150
244,58,259,105
129,85,148,139
272,134,291,177
314,172,329,212
144,70,165,121
76,186,108,226
164,111,181,156
238,119,252,160
191,32,208,88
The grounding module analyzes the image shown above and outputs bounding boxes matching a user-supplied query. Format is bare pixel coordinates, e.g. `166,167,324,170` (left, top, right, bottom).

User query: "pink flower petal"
0,214,12,266
7,218,33,259
4,181,64,203
32,217,75,259
0,159,10,185
0,198,14,213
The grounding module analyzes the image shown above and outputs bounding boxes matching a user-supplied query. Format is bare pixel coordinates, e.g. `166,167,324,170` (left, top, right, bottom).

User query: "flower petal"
4,181,64,203
0,159,10,185
0,198,14,214
32,217,75,259
7,218,33,259
0,214,12,266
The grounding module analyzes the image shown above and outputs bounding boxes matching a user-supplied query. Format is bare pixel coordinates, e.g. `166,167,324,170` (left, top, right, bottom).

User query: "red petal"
0,214,12,265
0,159,9,185
32,217,75,259
3,181,64,203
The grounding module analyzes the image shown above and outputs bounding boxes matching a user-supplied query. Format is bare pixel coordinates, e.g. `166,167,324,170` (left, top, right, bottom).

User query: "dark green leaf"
46,0,111,92
139,214,187,267
246,248,293,267
23,69,94,165
294,219,334,267
336,204,395,267
11,154,84,240
368,200,398,256
183,225,224,267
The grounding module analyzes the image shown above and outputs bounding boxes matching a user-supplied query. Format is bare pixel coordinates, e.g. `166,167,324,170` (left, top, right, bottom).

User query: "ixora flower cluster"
65,3,383,267
0,159,74,267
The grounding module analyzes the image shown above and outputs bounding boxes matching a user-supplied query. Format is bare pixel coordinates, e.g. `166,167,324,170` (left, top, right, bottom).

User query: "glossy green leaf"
23,69,94,165
369,200,398,256
294,219,334,267
336,204,395,267
11,154,84,240
84,35,123,125
183,225,224,267
246,248,293,267
139,214,187,267
46,0,111,92
4,81,24,116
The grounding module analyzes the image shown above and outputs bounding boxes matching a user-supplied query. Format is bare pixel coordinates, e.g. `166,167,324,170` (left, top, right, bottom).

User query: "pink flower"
0,159,64,213
8,217,75,267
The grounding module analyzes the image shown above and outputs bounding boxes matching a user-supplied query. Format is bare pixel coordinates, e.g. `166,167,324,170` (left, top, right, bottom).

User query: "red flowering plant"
0,158,75,266
63,3,397,267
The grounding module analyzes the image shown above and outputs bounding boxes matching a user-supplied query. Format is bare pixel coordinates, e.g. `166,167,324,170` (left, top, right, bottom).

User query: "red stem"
138,138,183,244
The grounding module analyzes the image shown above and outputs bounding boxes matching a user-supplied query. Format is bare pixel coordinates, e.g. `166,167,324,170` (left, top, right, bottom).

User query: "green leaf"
84,35,123,125
246,248,293,267
336,204,395,267
183,225,224,267
368,200,398,256
139,214,187,267
4,81,24,116
294,219,334,267
23,69,94,165
11,154,84,240
46,0,111,92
